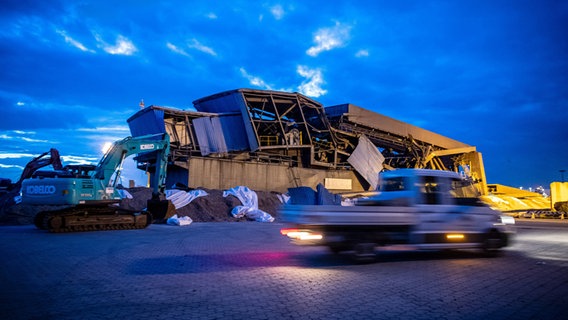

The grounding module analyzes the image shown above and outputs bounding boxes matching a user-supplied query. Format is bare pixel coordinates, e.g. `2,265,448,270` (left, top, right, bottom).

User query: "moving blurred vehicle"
281,169,515,259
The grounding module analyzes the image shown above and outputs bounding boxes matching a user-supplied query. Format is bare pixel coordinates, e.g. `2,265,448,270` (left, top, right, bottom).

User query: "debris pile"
0,186,284,226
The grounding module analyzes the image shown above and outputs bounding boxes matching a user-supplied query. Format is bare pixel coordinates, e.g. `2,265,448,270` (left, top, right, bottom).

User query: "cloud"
240,67,273,90
77,126,130,134
206,12,218,19
0,153,35,159
297,65,327,97
61,155,99,165
270,5,285,20
355,49,369,57
306,22,351,57
240,66,326,96
96,34,137,55
21,137,49,143
0,163,24,170
0,133,48,143
56,29,94,53
166,42,190,56
188,38,216,56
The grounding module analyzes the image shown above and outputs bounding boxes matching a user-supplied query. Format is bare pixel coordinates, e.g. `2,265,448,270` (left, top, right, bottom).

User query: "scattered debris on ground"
0,187,285,226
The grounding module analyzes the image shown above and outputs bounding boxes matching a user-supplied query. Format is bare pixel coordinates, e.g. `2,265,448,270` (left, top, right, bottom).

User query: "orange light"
280,228,296,236
446,233,465,240
280,228,322,240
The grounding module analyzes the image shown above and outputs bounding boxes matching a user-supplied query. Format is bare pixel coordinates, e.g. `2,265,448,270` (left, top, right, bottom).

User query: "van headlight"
500,215,515,225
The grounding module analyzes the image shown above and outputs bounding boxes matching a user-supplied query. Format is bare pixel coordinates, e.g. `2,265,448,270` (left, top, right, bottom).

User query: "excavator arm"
14,148,63,191
93,133,170,193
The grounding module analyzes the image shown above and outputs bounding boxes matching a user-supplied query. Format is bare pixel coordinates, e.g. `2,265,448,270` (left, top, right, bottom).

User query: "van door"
413,175,478,246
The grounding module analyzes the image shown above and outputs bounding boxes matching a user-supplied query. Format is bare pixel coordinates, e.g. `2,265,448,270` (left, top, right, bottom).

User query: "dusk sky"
1,0,567,190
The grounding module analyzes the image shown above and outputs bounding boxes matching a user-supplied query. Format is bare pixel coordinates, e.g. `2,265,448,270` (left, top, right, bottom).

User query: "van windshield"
450,178,480,198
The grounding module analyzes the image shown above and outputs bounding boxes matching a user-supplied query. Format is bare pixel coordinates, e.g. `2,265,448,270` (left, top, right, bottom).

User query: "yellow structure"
481,184,550,215
550,182,568,210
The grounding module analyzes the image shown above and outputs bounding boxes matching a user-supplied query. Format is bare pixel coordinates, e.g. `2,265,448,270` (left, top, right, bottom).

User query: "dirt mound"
173,189,283,222
0,187,285,226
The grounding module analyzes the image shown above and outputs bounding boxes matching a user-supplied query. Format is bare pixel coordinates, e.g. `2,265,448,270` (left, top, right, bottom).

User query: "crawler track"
34,204,152,232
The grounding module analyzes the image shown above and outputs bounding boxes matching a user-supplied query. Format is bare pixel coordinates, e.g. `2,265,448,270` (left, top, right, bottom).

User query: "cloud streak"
307,22,351,57
187,39,216,56
96,34,137,55
56,29,94,52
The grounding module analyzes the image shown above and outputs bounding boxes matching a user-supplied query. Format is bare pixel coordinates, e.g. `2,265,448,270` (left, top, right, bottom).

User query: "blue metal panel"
218,115,249,151
193,90,244,113
194,90,258,151
127,108,165,137
239,99,259,152
210,117,228,154
193,117,215,156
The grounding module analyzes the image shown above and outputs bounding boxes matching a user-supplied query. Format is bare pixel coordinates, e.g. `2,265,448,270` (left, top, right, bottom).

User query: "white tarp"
167,214,193,226
223,186,274,222
347,135,385,190
166,189,209,209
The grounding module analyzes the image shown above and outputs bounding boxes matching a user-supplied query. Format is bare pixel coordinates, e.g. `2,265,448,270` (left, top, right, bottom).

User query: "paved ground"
1,219,567,319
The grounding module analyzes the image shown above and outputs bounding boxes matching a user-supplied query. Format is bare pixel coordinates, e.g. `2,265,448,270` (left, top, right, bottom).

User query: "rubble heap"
0,187,284,226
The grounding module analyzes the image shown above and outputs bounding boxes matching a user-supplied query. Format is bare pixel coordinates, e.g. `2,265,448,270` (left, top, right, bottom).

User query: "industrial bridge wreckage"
127,88,552,215
129,88,489,195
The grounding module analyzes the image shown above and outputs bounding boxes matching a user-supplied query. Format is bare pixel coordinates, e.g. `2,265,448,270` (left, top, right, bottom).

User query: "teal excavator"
21,133,171,232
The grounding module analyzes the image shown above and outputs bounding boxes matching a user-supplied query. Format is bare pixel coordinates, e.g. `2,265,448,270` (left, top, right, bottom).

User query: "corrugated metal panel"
193,89,258,151
218,115,249,151
127,108,165,137
193,89,244,113
193,117,216,156
210,117,228,154
193,115,249,155
347,135,385,190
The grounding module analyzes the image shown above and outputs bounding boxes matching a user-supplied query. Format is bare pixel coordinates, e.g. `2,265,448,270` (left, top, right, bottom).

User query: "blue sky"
1,0,567,190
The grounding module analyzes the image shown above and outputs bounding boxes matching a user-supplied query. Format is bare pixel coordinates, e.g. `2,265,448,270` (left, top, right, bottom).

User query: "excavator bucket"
146,196,176,221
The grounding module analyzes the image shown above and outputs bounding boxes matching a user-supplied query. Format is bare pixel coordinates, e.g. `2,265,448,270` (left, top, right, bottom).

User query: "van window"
449,177,482,206
381,177,408,191
416,176,444,205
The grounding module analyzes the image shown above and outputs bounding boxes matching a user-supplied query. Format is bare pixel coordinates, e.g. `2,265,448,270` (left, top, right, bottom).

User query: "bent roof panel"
326,103,470,150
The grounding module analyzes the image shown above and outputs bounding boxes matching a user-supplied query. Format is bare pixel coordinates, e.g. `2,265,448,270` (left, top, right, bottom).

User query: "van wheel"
482,230,503,257
352,243,376,262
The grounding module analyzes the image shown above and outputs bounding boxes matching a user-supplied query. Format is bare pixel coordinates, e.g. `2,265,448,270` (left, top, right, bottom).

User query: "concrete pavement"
1,220,567,319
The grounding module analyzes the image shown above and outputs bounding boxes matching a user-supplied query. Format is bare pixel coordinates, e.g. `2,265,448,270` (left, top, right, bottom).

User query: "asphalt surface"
1,219,567,320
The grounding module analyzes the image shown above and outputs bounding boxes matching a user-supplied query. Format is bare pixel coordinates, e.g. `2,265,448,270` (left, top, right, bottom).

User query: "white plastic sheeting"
223,186,274,222
167,214,193,226
166,189,209,209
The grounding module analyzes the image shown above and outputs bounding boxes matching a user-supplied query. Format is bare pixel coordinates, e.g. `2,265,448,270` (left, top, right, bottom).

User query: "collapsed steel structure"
128,88,487,194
